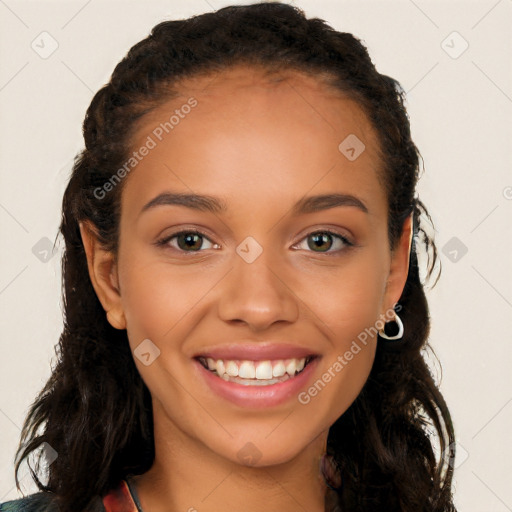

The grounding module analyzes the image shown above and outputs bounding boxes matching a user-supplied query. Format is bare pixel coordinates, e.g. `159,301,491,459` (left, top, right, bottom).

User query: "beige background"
1,0,511,510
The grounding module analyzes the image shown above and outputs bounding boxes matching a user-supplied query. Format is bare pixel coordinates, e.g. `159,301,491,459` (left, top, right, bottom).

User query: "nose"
216,249,299,331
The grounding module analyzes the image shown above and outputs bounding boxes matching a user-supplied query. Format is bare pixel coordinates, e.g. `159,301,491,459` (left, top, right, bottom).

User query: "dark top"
0,479,142,512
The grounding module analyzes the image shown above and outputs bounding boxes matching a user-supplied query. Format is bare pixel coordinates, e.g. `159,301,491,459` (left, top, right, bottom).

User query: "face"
82,65,412,468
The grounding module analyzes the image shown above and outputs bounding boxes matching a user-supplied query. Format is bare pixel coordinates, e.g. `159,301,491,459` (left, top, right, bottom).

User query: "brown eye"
156,230,218,252
294,230,352,254
308,233,334,252
176,232,204,251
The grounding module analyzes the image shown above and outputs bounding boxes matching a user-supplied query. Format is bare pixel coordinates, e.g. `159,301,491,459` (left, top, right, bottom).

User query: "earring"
378,313,404,341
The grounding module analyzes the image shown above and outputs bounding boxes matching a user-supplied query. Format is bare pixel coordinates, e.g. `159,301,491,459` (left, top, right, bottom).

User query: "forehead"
168,66,370,124
123,64,386,219
137,64,379,147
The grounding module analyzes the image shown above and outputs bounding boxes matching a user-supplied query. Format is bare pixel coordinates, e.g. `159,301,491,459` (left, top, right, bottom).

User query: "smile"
193,353,320,408
196,356,315,386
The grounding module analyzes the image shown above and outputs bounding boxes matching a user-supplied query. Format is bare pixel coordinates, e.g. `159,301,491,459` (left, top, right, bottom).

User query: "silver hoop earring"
378,313,404,340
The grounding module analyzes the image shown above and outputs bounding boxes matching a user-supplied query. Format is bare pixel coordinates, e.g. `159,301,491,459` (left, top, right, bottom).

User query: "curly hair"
14,3,457,511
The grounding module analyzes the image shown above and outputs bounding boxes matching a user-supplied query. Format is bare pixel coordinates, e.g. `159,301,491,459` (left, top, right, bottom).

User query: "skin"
80,65,412,512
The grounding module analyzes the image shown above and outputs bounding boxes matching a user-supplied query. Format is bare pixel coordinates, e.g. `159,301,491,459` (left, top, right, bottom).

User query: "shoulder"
0,492,106,512
0,492,58,512
0,479,136,512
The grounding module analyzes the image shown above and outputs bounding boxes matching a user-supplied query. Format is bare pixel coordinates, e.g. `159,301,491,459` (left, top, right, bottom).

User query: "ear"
79,220,126,330
381,213,413,313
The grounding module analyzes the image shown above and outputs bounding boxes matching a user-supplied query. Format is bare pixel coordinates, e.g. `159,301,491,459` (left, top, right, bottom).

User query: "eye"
293,230,353,254
156,229,352,254
156,230,220,252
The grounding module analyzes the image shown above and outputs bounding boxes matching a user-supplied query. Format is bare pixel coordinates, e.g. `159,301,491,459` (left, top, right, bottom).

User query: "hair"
15,3,457,511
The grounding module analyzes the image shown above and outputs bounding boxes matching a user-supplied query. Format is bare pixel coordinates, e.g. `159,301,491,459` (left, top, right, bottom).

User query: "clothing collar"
102,479,142,512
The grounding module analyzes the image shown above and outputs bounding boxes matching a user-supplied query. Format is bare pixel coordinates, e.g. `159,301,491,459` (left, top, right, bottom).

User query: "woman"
1,2,457,511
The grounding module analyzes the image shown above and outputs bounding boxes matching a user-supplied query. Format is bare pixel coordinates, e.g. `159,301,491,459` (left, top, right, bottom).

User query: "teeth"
239,361,256,379
198,356,311,381
255,361,273,380
221,373,292,386
285,359,297,375
272,361,286,377
225,361,239,377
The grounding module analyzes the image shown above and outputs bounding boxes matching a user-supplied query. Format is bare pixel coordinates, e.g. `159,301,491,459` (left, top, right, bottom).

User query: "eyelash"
155,228,354,255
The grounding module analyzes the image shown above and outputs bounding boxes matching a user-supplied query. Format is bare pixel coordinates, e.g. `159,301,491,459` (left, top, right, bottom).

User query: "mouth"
195,355,318,386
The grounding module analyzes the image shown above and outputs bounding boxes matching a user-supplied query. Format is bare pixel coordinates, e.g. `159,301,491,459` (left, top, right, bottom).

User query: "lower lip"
193,357,320,408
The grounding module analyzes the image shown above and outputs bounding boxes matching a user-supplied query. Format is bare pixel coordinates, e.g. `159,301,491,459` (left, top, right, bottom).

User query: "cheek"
292,253,387,415
300,339,376,434
117,252,217,345
297,281,384,429
296,252,388,337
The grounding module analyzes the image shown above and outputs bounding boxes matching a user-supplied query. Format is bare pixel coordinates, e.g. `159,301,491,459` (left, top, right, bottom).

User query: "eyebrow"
139,192,368,217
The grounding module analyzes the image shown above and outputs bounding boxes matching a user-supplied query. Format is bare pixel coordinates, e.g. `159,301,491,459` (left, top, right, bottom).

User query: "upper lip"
193,342,319,361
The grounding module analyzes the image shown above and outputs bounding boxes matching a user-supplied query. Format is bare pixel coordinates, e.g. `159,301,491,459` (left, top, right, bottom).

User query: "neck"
131,403,330,512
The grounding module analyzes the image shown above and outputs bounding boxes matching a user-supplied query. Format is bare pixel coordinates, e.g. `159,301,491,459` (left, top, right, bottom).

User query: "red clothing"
103,480,141,512
0,479,141,512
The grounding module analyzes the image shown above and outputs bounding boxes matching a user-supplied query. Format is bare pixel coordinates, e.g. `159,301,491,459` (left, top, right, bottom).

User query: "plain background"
0,0,511,509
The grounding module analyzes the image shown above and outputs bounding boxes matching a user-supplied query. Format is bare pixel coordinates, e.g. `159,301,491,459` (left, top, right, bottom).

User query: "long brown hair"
15,3,456,511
